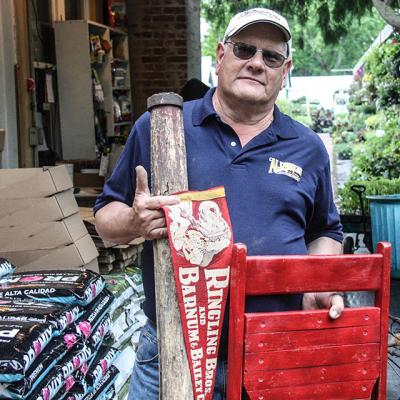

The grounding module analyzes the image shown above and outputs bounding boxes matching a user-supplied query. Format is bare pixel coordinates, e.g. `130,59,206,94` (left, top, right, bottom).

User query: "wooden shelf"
55,20,132,160
114,121,132,126
112,58,129,63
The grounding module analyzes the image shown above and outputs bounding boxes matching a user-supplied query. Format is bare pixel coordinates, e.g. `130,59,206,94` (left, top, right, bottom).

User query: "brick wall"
127,0,188,119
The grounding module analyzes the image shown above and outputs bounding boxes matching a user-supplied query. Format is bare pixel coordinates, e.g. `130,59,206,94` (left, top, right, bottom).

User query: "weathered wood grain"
148,92,193,400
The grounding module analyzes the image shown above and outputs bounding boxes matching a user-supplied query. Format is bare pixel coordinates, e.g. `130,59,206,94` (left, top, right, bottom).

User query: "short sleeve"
304,162,343,244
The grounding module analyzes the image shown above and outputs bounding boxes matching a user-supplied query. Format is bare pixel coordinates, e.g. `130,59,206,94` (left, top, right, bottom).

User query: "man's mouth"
238,77,265,85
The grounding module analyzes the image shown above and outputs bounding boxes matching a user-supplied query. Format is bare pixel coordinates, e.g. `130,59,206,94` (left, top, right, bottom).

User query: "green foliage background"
201,1,385,76
336,35,400,213
339,178,400,215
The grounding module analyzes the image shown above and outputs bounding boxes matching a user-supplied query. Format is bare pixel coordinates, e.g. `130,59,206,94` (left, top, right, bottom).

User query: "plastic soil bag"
0,299,82,335
0,271,105,306
29,343,96,400
85,346,119,389
75,290,114,340
0,320,54,382
82,365,119,400
3,336,68,399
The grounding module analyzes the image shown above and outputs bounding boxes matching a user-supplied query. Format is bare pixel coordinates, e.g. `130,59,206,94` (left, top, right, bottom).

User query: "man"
94,8,344,399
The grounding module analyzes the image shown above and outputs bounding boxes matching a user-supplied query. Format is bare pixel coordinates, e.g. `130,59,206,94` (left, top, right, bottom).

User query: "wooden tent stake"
148,92,193,399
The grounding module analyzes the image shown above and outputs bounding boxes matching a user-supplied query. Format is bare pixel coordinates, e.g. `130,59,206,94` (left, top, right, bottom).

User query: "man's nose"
246,50,265,70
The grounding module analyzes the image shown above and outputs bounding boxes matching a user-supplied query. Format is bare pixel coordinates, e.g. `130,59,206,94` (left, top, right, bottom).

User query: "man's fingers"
302,292,345,320
146,216,167,233
146,227,169,240
140,217,168,239
329,307,341,319
329,293,344,319
132,165,180,239
145,195,180,210
135,166,179,208
135,166,150,195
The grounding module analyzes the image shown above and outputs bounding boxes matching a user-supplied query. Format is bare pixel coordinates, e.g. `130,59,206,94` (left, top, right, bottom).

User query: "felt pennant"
163,187,233,399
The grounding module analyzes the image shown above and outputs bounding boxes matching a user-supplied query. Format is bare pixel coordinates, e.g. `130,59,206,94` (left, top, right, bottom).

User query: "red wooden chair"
227,242,391,400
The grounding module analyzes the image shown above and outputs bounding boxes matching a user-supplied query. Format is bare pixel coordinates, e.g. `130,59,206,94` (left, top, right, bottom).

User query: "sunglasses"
225,41,287,68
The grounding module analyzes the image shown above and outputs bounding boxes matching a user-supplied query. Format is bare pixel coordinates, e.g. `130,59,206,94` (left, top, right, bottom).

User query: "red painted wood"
246,380,376,400
226,241,392,400
244,360,380,390
244,343,380,372
376,241,391,400
245,307,380,333
245,323,380,353
226,244,247,400
245,254,383,295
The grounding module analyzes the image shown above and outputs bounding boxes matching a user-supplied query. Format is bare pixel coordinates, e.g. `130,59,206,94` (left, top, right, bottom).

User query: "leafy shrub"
276,99,313,126
349,106,400,180
338,178,400,215
336,36,400,216
335,142,353,160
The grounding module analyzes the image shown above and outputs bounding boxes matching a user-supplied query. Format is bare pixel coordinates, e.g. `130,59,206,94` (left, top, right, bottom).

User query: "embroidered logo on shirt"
268,157,303,182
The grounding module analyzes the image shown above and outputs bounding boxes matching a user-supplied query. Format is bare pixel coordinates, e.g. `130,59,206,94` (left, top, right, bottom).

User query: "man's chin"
235,90,268,105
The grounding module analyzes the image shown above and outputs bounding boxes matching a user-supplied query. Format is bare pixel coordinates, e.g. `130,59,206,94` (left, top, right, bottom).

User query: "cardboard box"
84,257,99,272
0,129,4,152
0,166,72,199
0,234,99,272
0,189,79,226
0,212,88,252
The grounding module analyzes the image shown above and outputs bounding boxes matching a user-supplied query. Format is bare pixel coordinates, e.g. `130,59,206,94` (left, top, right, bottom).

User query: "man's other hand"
302,292,344,319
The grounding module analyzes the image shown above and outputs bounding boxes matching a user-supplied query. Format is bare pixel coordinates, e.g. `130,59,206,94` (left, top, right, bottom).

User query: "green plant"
338,178,400,215
335,143,352,160
276,99,313,126
364,38,400,107
345,42,400,178
349,106,400,180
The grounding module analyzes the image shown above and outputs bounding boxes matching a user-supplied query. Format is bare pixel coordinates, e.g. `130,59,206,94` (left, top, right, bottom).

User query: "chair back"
227,242,391,400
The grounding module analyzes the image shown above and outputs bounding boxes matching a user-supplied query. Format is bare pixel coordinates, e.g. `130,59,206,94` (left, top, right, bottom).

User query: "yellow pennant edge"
177,187,226,202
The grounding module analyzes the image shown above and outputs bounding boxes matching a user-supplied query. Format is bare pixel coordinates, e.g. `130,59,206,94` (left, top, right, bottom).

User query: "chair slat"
245,324,380,353
245,255,383,295
245,307,380,333
246,380,376,400
244,343,380,372
244,361,380,390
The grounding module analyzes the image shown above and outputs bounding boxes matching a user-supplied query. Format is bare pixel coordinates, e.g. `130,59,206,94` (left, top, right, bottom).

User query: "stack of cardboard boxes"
0,166,99,272
80,207,143,274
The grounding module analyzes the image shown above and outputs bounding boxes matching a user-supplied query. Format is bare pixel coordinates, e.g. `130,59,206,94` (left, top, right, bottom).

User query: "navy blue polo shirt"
94,88,342,329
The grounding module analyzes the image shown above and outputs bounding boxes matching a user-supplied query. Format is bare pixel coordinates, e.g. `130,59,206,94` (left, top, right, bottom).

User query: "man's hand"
304,237,344,319
302,292,344,319
130,166,180,240
95,166,180,244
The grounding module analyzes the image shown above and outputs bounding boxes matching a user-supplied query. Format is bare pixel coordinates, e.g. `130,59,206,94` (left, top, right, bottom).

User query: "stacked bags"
103,267,146,399
0,261,120,400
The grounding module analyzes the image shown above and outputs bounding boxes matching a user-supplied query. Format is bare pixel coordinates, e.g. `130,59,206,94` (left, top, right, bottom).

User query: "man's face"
215,23,292,107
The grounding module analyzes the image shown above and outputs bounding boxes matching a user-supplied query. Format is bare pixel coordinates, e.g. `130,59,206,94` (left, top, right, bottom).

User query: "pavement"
346,234,400,399
388,279,400,400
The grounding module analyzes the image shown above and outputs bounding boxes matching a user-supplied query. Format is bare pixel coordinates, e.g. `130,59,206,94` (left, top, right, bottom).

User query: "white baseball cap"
223,8,291,43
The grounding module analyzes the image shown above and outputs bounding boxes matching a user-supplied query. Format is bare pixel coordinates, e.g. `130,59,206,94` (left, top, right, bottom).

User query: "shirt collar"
192,87,299,139
192,87,218,126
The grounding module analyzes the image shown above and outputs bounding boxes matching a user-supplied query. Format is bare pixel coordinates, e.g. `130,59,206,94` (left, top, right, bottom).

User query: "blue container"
367,194,400,278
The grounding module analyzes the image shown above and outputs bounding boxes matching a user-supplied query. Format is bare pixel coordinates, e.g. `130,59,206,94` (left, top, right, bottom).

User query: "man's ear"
281,59,292,90
215,43,226,75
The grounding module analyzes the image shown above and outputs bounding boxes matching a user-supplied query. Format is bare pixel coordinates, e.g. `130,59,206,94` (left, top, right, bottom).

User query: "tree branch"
372,0,400,30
